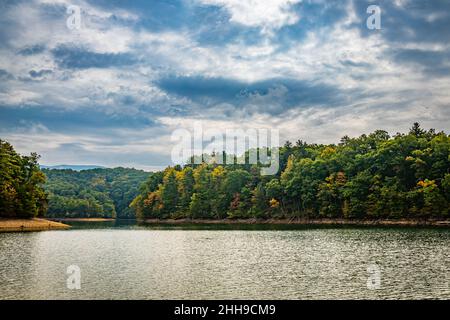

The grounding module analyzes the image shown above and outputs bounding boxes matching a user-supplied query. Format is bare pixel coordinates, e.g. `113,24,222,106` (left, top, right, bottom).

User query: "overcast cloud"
1,0,449,169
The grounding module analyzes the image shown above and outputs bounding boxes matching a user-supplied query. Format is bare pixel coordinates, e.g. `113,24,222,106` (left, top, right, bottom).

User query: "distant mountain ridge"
40,165,106,171
42,167,150,219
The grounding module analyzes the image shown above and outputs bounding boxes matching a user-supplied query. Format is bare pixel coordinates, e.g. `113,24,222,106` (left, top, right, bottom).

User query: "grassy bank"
143,218,450,227
0,218,70,232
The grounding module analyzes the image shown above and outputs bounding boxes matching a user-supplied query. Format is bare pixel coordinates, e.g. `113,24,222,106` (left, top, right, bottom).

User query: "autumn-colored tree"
129,123,449,220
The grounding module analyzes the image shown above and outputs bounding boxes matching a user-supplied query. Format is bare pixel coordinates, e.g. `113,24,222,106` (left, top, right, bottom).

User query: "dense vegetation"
131,124,450,220
2,124,449,221
43,168,149,218
0,139,47,218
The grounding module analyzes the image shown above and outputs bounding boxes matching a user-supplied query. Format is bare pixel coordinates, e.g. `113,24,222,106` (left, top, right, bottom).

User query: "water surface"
1,222,449,299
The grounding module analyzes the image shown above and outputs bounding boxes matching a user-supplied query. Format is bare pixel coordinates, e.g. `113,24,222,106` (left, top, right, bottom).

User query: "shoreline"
4,217,448,231
0,218,70,233
143,218,450,227
48,217,115,222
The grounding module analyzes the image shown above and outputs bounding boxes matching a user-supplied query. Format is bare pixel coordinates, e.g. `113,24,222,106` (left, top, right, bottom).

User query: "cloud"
353,0,450,43
29,69,53,78
197,0,302,34
0,0,449,168
51,45,137,69
391,48,450,77
0,69,14,80
157,75,351,116
18,44,47,56
0,105,157,132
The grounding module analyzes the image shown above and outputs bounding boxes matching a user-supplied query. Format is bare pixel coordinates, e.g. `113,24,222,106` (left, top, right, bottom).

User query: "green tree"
128,124,450,221
159,168,179,217
0,139,47,218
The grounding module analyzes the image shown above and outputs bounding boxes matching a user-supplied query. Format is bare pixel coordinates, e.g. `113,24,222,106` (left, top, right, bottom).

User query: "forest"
0,139,47,218
0,139,149,219
131,124,450,220
1,124,450,220
43,167,149,218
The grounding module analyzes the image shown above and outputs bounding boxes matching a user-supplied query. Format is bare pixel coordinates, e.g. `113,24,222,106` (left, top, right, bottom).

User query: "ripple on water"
0,227,449,299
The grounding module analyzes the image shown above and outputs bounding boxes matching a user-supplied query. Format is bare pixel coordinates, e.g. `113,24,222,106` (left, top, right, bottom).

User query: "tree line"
2,123,449,220
131,124,450,220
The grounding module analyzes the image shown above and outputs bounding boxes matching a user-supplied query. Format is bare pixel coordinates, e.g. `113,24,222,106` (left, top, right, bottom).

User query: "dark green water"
0,221,449,299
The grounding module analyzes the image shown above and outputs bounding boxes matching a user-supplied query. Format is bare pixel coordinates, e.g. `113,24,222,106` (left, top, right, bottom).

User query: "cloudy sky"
1,0,449,170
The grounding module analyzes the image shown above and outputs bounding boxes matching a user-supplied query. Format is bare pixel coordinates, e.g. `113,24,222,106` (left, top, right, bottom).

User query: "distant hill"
43,167,150,219
40,165,106,171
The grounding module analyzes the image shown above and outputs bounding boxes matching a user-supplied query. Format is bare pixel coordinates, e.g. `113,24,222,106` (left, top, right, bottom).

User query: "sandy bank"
0,218,70,232
48,218,115,222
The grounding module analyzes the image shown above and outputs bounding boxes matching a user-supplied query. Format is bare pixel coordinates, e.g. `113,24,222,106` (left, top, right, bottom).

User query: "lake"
0,222,449,300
